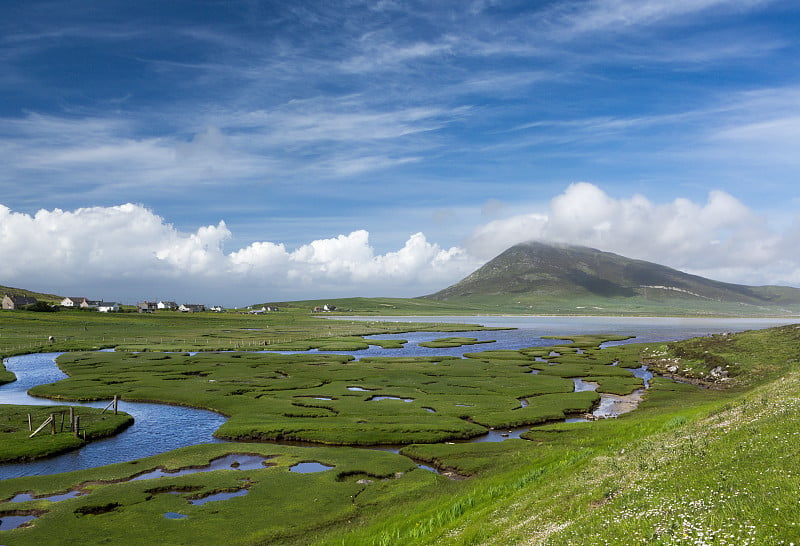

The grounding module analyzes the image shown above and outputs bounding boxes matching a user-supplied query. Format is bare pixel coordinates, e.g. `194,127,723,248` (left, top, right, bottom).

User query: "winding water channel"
1,316,794,481
0,353,226,480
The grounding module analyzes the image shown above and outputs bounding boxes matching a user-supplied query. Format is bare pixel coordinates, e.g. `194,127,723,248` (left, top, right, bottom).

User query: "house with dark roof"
137,301,158,313
2,294,38,310
179,303,206,313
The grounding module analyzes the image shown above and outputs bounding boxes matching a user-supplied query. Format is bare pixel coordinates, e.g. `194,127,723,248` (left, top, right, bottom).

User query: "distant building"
179,303,206,313
97,302,120,313
137,301,158,313
157,301,177,310
61,297,87,307
81,300,102,310
2,294,38,310
209,305,225,312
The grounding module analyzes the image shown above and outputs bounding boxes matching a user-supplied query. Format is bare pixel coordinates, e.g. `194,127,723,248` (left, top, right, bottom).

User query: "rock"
709,366,728,379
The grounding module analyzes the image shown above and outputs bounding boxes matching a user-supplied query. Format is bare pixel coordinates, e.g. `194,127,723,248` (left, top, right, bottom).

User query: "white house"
81,300,101,310
179,303,206,313
157,301,177,310
97,302,120,313
61,297,87,307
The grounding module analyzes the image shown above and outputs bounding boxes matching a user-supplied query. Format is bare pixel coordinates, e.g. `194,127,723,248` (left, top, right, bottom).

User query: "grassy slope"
0,285,62,304
314,324,800,545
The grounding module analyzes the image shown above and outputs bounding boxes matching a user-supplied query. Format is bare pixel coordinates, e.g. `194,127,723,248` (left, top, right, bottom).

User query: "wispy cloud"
543,0,773,38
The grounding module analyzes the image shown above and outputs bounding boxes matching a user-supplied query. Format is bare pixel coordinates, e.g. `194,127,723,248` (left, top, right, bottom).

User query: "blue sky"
2,0,800,305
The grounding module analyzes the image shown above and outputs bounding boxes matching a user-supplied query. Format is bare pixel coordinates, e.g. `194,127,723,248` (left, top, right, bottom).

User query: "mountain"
424,241,800,314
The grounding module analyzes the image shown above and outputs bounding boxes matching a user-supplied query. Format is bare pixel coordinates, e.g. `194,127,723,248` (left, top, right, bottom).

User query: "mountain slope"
425,241,800,308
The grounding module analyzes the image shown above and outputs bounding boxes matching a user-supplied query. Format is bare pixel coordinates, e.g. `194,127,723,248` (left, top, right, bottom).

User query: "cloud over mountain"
467,183,800,287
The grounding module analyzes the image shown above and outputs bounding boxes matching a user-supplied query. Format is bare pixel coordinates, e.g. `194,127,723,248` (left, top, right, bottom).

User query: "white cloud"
0,203,478,304
466,182,800,287
2,183,798,307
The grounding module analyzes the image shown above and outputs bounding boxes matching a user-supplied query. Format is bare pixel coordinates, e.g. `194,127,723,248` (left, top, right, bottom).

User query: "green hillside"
0,285,62,304
422,241,800,316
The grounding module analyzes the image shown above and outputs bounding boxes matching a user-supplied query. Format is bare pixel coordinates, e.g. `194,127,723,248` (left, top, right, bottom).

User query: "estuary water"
0,352,226,480
1,316,795,480
348,315,797,355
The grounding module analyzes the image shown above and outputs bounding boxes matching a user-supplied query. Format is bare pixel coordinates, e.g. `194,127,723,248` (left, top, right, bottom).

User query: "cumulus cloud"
0,203,478,304
2,183,798,307
466,182,800,287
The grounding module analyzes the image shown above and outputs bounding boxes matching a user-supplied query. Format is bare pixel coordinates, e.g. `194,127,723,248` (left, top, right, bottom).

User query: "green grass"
0,405,133,463
1,312,799,544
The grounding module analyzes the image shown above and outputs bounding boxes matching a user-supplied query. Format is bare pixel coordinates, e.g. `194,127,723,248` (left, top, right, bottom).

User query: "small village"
2,293,337,314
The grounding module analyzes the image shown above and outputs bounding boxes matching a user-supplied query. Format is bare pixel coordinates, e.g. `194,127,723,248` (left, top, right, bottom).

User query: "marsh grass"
0,405,133,463
25,340,633,445
0,443,433,545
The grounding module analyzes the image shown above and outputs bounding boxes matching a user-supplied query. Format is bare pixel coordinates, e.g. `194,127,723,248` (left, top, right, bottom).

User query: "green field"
0,312,799,544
